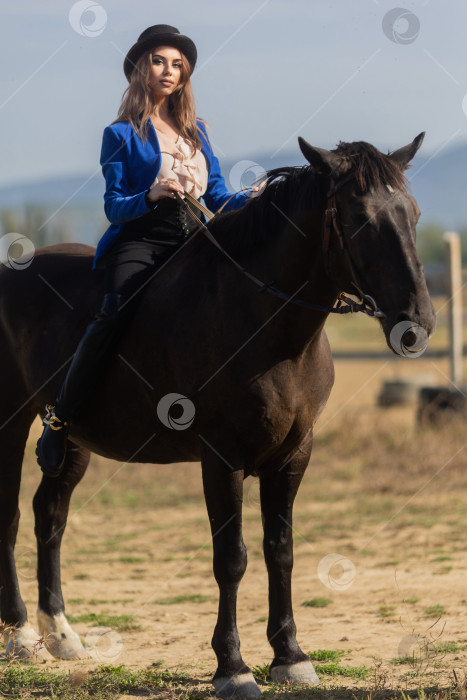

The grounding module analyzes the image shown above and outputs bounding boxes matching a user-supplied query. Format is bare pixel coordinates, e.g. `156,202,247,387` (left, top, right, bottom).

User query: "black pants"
103,237,182,301
54,198,200,421
103,195,199,301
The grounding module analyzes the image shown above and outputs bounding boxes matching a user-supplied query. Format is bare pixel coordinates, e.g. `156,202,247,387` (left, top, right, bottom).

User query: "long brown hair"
113,47,203,154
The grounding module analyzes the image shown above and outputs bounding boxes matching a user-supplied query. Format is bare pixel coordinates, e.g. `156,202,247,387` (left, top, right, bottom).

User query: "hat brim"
124,33,197,81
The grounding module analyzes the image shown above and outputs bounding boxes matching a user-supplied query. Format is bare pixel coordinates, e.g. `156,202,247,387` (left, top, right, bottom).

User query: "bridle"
322,175,385,318
175,181,385,318
173,174,386,318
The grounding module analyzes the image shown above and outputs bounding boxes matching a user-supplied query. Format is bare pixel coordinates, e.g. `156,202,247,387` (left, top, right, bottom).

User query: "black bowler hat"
124,24,197,81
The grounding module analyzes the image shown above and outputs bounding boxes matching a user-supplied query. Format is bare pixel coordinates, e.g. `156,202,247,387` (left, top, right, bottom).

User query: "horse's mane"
192,140,408,261
202,164,317,259
333,141,408,193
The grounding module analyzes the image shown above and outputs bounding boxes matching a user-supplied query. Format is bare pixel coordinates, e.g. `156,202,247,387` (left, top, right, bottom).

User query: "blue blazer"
93,118,250,269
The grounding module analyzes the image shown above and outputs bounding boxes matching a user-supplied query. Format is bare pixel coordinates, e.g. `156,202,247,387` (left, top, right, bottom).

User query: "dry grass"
3,355,467,698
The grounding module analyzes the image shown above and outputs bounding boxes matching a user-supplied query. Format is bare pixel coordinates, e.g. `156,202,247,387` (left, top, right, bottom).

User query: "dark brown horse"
0,134,435,698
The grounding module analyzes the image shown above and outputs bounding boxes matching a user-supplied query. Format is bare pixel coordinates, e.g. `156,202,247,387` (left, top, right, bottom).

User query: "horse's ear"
389,132,425,171
298,137,339,175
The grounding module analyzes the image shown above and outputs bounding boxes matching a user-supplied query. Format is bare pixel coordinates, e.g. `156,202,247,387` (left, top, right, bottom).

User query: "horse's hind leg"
33,440,91,659
259,443,320,687
0,406,52,661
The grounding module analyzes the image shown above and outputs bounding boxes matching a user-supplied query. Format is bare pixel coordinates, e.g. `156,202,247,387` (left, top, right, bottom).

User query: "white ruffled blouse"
155,129,209,200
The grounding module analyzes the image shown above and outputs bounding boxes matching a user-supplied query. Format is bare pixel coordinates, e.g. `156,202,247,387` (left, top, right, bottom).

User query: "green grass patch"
424,605,446,617
5,662,459,700
305,649,368,681
76,548,99,555
154,594,213,605
301,597,333,608
308,649,346,662
435,641,467,653
88,598,134,605
118,556,145,563
0,664,191,699
378,604,396,618
314,662,370,679
402,596,420,604
390,655,419,665
66,612,140,631
0,665,66,695
435,566,453,575
431,556,452,562
252,663,270,681
379,560,400,567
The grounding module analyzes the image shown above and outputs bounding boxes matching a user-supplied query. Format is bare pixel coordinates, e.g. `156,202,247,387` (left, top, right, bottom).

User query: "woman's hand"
146,177,184,203
249,180,267,197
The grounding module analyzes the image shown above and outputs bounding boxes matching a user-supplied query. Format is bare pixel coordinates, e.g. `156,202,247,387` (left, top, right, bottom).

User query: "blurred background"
1,0,467,267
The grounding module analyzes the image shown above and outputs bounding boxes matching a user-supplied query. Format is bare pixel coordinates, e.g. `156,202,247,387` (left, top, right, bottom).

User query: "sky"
1,0,467,188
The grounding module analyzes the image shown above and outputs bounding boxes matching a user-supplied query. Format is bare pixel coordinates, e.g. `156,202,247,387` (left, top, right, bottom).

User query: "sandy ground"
4,356,467,695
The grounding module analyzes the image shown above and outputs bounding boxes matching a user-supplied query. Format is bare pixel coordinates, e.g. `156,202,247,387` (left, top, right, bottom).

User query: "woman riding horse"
36,24,263,476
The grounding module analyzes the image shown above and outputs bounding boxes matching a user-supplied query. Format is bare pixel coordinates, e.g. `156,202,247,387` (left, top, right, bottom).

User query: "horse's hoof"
270,660,320,685
37,610,90,659
213,671,262,699
4,623,54,663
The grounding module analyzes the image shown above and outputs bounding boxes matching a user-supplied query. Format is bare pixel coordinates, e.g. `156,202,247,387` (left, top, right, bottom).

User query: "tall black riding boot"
36,292,123,477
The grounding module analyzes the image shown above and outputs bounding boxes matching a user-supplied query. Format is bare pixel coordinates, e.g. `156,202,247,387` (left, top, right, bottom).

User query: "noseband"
174,180,386,318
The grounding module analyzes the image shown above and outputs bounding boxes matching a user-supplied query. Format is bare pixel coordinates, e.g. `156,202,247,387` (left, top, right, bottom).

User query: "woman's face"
148,45,183,97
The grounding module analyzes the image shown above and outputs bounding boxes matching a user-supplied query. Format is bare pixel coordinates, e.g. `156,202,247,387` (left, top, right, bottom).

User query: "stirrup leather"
42,404,68,431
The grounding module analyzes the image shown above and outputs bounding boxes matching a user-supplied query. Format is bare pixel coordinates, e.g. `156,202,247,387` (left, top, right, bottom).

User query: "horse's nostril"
401,329,418,348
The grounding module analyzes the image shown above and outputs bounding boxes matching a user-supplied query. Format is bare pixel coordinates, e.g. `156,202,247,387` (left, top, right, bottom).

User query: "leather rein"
173,177,385,318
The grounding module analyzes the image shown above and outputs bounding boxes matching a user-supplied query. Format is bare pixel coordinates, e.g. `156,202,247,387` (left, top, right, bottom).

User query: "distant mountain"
407,142,467,230
0,149,307,247
0,142,465,246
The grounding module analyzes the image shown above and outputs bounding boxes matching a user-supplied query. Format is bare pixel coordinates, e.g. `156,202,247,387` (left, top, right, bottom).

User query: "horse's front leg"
201,444,261,699
259,443,320,686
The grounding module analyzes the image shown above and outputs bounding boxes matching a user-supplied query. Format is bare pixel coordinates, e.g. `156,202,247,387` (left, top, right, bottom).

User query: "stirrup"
42,404,68,431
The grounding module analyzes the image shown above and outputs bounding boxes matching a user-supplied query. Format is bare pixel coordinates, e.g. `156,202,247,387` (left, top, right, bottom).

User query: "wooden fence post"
443,231,463,386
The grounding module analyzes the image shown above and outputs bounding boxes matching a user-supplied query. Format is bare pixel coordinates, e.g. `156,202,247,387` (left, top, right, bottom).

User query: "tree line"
0,204,71,249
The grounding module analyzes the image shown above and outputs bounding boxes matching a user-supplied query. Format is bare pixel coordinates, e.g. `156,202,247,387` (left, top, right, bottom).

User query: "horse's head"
298,133,436,356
